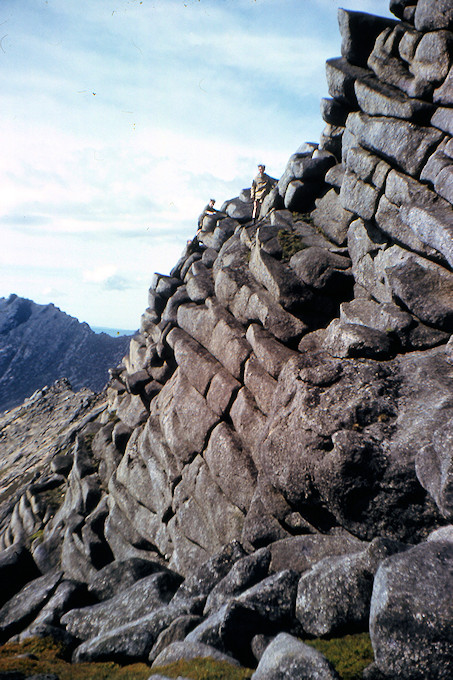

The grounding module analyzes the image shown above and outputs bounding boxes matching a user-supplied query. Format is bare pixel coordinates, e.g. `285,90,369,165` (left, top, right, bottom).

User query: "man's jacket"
251,173,275,202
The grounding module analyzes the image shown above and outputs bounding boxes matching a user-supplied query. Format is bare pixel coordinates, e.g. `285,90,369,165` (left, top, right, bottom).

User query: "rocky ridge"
0,1,452,679
0,295,132,413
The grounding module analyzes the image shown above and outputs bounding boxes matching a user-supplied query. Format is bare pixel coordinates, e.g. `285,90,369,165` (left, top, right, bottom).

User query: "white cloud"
0,0,395,328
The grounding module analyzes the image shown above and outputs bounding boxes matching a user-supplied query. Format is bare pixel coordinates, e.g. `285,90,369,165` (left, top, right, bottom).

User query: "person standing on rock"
251,164,275,221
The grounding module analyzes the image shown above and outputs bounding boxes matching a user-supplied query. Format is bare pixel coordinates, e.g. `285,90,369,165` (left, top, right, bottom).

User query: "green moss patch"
277,229,307,260
152,657,253,679
0,637,151,680
0,638,253,680
304,632,374,680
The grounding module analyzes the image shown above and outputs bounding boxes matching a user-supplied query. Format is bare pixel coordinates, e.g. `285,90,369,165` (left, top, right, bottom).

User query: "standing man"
251,164,275,221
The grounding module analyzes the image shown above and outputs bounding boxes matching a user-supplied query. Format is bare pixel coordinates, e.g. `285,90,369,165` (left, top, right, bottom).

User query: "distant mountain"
0,295,132,412
91,326,137,337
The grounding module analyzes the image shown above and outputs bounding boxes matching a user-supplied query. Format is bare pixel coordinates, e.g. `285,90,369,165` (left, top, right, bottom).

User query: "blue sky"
1,0,394,330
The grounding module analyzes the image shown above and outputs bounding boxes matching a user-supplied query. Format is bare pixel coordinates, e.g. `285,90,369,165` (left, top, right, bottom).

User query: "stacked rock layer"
0,1,452,679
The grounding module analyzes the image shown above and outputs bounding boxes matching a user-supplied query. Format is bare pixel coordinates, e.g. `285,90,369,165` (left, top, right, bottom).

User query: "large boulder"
295,538,407,637
62,571,182,640
251,632,340,680
259,348,448,542
370,542,453,679
0,544,40,608
0,570,63,642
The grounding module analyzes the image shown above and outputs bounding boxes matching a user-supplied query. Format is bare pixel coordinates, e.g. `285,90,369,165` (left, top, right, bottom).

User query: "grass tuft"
0,638,253,680
304,632,374,680
152,657,253,679
277,229,307,260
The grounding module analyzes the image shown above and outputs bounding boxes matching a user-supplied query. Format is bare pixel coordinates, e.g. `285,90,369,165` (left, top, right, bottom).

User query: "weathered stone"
338,9,397,67
434,65,453,105
389,0,413,21
283,180,319,212
0,544,40,608
370,542,453,679
167,327,221,397
72,597,203,663
431,106,453,137
292,151,336,183
324,164,345,189
385,170,453,264
172,541,246,603
185,601,265,665
125,370,151,395
234,569,299,626
204,547,271,616
0,570,62,642
354,75,434,122
296,538,406,637
151,640,240,668
152,274,181,299
421,142,453,184
148,615,203,663
251,633,340,680
224,197,253,223
180,253,202,280
340,171,380,221
204,422,257,513
154,370,218,464
368,26,431,99
416,415,453,519
435,164,453,205
428,525,453,543
230,387,266,455
346,111,443,177
19,579,88,635
185,269,214,303
375,195,441,261
243,355,277,416
290,247,352,296
177,301,251,379
207,219,239,251
311,188,354,245
104,501,164,564
245,324,298,379
249,241,310,310
116,393,148,429
345,146,391,188
241,485,292,549
169,468,246,576
323,319,393,359
318,124,344,160
160,286,190,324
325,57,370,107
205,369,240,417
87,558,173,601
411,32,453,91
320,98,350,127
261,349,447,542
415,0,453,33
62,571,182,641
201,247,218,268
381,246,453,331
347,218,390,303
269,535,364,574
339,299,413,339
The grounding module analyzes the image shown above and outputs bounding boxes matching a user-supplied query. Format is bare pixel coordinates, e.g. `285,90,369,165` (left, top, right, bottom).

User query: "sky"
1,0,394,331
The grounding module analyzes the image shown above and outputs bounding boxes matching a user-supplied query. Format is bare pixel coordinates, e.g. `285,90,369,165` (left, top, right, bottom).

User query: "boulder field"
0,1,452,678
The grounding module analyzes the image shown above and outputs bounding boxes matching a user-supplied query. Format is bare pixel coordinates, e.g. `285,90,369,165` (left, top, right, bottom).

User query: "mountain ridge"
0,294,132,413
